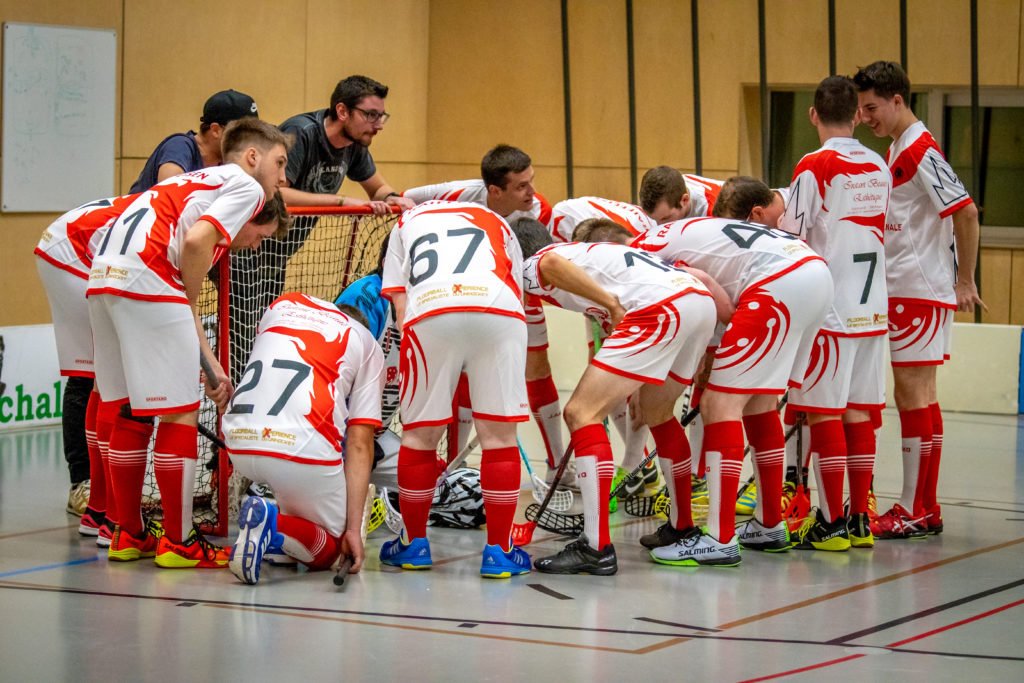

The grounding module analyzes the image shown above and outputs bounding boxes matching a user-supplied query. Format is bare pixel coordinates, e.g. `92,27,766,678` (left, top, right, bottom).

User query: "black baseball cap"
201,89,258,126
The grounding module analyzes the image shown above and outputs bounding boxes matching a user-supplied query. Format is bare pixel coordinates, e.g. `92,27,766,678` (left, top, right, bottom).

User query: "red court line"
739,598,1024,681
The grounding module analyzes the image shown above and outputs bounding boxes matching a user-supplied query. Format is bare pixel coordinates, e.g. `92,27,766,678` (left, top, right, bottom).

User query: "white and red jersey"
381,200,525,327
35,194,141,280
222,293,385,467
523,242,710,333
632,216,824,303
402,178,553,227
780,137,891,336
87,165,265,303
684,174,724,217
549,197,656,242
884,121,971,308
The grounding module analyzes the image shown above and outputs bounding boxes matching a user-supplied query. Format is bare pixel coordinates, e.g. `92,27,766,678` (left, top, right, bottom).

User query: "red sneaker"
924,504,943,535
155,528,230,569
108,520,164,561
78,507,105,537
869,503,927,539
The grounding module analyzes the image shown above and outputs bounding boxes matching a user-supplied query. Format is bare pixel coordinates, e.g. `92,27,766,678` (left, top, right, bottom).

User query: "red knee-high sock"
276,513,341,570
397,446,438,541
743,410,785,527
923,402,942,510
844,420,876,515
480,446,521,550
108,414,153,537
810,420,846,523
96,399,125,526
84,390,105,513
526,376,564,468
898,407,932,514
571,423,614,549
703,420,744,543
650,418,693,530
153,422,197,544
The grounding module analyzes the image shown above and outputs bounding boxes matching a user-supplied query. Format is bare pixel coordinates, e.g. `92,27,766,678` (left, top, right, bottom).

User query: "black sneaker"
847,511,874,548
534,537,618,575
793,508,851,551
639,522,695,549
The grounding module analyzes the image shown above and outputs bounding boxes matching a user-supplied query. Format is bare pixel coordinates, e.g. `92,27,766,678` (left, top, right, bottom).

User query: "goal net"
142,207,399,536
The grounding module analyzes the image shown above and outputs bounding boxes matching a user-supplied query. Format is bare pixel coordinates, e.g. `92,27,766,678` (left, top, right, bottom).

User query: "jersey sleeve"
521,254,544,296
379,225,408,296
915,146,972,218
199,176,264,241
778,167,820,239
344,334,385,426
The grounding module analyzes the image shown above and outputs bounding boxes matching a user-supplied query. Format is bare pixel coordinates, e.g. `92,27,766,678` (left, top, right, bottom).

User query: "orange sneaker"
108,520,164,561
155,527,230,568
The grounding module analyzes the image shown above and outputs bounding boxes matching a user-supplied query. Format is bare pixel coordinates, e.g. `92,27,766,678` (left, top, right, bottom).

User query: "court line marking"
0,524,79,541
527,583,574,600
0,557,98,578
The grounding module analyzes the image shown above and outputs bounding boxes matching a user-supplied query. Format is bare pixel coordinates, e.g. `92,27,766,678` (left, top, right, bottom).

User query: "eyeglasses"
351,106,390,125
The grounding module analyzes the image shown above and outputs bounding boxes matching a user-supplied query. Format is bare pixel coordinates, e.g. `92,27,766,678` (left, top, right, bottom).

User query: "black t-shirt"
279,109,376,194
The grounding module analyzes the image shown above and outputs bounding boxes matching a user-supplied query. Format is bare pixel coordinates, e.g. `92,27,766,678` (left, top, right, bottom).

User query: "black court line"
827,577,1024,645
3,579,1022,662
527,583,573,600
634,616,720,633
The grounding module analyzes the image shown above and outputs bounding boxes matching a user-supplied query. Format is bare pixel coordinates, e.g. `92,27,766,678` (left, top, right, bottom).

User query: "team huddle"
35,63,982,581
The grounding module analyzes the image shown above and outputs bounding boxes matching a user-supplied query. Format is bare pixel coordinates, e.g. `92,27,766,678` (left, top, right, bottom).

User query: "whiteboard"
2,23,116,212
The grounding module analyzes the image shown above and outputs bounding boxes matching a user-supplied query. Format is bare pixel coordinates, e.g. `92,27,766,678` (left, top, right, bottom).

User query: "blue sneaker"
229,496,281,585
264,538,297,566
480,543,531,578
379,535,432,569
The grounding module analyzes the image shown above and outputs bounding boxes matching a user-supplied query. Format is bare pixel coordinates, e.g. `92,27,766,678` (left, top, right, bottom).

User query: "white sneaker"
545,461,579,491
66,480,90,516
649,527,741,567
736,518,791,552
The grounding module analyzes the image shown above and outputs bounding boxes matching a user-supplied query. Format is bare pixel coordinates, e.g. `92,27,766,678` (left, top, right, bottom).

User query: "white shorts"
230,453,347,537
888,299,953,366
707,260,833,394
789,332,886,414
592,292,716,385
401,312,529,429
87,294,202,414
36,258,94,377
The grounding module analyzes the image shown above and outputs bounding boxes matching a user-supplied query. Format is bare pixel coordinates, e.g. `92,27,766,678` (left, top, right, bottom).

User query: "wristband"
385,191,401,199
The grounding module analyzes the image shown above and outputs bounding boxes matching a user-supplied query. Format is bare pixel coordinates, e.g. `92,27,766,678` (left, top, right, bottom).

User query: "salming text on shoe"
480,544,531,578
229,496,280,584
155,527,230,568
847,512,875,548
736,518,791,552
108,520,163,561
66,480,91,516
379,535,432,570
870,503,927,540
640,522,696,550
534,538,618,575
793,508,851,551
78,507,105,537
650,527,741,567
924,504,943,535
735,479,757,516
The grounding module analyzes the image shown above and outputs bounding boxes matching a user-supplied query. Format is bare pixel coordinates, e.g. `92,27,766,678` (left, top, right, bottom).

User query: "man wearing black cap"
129,89,259,193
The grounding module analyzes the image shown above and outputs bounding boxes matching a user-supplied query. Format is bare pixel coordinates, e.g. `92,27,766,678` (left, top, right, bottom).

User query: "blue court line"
0,557,99,579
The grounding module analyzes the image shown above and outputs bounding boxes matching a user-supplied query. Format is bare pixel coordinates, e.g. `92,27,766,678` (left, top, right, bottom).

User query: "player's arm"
388,291,408,331
181,220,232,406
342,423,374,572
681,265,735,324
536,252,626,330
951,201,987,313
156,162,186,183
360,171,415,212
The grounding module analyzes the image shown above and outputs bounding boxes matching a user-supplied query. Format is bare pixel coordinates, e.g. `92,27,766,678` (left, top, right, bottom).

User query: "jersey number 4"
228,359,310,415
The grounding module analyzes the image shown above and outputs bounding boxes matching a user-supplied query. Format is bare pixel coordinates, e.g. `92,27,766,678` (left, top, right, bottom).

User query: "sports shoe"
480,544,531,578
847,512,874,548
612,467,646,500
155,527,230,568
66,480,90,516
108,520,163,561
866,489,879,522
264,539,297,566
78,507,105,537
870,503,927,539
229,496,280,584
545,461,579,491
924,504,943,535
96,519,114,548
736,518,791,552
736,479,757,515
641,459,660,488
639,521,695,549
379,535,432,570
793,508,851,551
534,537,617,575
691,474,709,504
650,527,742,567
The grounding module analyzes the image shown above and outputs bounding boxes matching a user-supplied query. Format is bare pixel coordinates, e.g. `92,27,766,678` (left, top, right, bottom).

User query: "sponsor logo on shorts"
146,396,167,402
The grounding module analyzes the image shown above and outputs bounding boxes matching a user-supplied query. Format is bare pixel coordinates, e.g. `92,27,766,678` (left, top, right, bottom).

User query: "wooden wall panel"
956,248,1013,324
765,0,830,83
978,0,1022,86
908,0,974,85
1011,250,1024,325
835,0,902,75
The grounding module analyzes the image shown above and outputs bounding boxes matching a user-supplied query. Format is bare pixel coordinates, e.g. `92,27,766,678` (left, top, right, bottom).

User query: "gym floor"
1,407,1022,681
